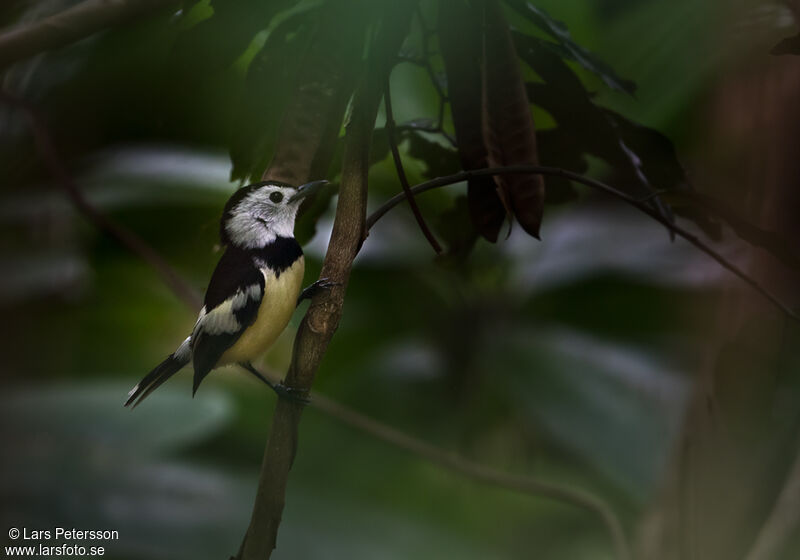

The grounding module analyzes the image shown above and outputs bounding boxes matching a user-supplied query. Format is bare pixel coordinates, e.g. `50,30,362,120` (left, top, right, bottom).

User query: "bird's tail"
125,338,191,408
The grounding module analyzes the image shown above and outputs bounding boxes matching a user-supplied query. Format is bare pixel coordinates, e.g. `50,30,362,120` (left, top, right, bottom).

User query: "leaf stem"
383,78,442,254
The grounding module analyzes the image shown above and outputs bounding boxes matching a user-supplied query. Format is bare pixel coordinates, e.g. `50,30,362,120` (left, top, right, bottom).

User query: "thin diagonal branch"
414,4,447,106
0,0,181,70
667,190,800,271
365,165,800,322
391,7,457,148
394,118,456,147
243,366,631,560
384,78,442,254
0,89,202,309
315,392,629,560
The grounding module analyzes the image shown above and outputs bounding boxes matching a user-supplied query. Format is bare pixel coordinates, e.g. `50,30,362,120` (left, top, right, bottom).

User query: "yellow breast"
219,256,305,365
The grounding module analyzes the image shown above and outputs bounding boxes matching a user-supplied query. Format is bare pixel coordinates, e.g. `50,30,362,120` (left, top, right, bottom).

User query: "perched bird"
125,179,331,408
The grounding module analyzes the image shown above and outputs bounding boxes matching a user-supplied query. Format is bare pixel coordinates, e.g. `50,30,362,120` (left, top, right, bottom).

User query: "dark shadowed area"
1,1,799,559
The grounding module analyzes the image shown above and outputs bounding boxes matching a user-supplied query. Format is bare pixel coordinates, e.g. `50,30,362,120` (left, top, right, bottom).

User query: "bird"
125,179,332,408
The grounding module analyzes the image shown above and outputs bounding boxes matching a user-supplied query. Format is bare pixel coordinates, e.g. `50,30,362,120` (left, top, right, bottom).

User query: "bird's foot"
296,277,341,306
271,382,311,405
240,362,310,405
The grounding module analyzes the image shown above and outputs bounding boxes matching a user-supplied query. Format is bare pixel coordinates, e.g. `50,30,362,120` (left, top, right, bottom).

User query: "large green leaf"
490,327,688,501
229,10,314,182
0,384,244,560
172,0,296,73
515,33,721,237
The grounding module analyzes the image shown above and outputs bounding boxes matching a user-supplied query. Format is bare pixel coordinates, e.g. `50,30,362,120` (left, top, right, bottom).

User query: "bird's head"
220,179,328,249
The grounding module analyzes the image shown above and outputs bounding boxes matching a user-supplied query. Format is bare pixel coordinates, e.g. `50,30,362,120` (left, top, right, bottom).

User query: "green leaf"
229,11,313,182
504,0,637,96
489,327,687,500
172,0,296,73
370,128,460,180
405,132,461,179
600,107,721,237
515,34,720,237
0,383,232,455
0,384,252,560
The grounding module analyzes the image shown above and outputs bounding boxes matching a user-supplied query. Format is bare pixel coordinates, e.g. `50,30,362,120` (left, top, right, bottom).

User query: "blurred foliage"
0,0,798,559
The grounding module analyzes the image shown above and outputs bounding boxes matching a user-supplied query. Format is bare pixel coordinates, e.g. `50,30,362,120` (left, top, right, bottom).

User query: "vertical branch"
383,78,442,253
236,85,373,560
234,4,416,558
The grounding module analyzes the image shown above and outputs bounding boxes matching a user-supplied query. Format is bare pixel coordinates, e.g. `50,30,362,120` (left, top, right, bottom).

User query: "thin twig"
0,0,181,70
391,8,457,148
0,90,202,309
667,190,800,271
414,6,446,102
242,365,632,560
392,55,456,148
310,393,630,560
637,189,670,203
399,53,447,102
397,53,443,86
395,119,456,147
365,165,800,322
384,78,442,254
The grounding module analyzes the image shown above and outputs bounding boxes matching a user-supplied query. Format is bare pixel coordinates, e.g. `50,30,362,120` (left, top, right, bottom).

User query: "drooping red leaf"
482,0,545,239
439,0,506,242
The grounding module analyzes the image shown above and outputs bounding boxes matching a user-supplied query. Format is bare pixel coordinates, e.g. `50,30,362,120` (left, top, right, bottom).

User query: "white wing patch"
174,336,192,361
232,283,262,309
193,284,263,336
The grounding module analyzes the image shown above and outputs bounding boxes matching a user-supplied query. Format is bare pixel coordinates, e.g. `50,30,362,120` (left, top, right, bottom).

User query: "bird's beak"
289,180,329,203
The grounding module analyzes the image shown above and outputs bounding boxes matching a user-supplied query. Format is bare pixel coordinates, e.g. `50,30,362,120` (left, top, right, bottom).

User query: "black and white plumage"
125,179,326,408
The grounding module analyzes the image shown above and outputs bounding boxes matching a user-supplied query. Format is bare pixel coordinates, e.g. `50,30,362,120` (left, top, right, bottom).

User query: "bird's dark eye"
269,191,283,204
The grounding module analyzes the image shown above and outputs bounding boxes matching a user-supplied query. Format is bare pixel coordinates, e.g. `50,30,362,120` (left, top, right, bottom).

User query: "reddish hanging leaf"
439,0,506,242
482,0,546,239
